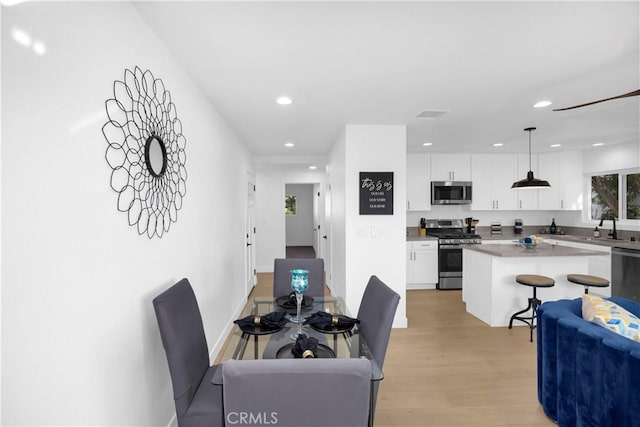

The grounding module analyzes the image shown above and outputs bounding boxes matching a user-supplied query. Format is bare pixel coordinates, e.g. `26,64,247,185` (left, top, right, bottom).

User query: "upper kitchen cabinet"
516,154,539,210
471,154,518,210
407,153,431,211
538,151,583,210
430,153,471,181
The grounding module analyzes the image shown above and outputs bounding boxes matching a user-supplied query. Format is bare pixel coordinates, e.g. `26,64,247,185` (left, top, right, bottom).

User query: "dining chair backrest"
356,275,400,424
222,358,371,427
357,275,400,370
273,257,325,297
153,278,223,427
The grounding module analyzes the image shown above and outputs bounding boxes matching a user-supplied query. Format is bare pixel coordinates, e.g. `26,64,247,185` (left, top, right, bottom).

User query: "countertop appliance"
611,247,640,302
424,219,482,290
431,181,472,205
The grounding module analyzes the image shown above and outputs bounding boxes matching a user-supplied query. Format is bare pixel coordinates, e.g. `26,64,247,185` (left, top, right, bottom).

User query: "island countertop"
464,242,608,257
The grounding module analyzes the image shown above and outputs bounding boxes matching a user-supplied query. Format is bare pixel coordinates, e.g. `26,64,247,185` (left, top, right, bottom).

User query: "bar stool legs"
508,287,542,342
509,275,555,342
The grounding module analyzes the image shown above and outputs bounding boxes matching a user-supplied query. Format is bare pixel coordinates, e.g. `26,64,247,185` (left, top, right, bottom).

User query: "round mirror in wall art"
145,135,168,177
102,66,187,239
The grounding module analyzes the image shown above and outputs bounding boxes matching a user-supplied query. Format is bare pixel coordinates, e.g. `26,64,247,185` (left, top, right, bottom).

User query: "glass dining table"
215,295,383,382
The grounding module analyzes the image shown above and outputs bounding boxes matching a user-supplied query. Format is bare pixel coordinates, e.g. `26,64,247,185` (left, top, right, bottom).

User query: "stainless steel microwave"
431,181,472,205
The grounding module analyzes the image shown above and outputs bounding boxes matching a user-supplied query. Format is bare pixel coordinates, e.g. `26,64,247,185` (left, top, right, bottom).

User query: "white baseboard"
392,316,408,328
209,297,247,365
407,283,437,290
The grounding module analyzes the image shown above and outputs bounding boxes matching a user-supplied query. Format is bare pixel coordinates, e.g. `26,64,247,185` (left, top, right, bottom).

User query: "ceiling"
135,1,639,168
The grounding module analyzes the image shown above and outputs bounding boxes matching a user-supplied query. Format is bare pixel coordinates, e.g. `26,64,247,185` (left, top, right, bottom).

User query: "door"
245,179,257,295
323,181,332,290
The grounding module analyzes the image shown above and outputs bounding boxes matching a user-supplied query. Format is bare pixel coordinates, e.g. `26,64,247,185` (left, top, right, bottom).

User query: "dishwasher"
611,247,640,302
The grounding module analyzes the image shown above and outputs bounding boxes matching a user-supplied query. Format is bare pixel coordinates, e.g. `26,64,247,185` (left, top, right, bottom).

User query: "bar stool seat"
567,274,609,294
509,274,555,342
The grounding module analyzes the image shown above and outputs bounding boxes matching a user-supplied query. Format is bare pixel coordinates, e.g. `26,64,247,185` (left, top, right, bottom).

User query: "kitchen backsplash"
407,206,640,233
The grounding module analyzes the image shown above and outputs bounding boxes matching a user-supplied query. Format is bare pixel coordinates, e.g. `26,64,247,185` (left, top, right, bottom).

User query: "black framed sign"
359,172,394,215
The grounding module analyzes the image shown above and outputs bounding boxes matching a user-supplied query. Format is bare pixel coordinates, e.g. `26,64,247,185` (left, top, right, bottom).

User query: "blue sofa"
537,297,640,427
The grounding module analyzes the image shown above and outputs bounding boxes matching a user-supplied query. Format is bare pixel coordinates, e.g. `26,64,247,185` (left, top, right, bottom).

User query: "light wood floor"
222,274,555,427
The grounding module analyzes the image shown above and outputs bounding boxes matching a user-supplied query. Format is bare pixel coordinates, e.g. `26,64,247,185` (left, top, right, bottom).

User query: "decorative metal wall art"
102,67,187,238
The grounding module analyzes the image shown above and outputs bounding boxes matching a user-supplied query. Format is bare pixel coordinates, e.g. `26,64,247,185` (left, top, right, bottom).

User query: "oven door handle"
612,247,640,258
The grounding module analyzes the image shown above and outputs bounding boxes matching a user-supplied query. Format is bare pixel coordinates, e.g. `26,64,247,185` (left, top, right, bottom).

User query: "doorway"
245,178,257,296
284,183,316,258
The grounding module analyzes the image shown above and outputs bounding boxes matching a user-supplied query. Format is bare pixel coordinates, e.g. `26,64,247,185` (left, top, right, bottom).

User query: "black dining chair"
273,257,325,297
356,275,401,424
153,278,224,427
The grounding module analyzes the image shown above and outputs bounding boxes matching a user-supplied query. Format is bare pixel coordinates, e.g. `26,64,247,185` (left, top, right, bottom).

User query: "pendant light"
511,127,551,189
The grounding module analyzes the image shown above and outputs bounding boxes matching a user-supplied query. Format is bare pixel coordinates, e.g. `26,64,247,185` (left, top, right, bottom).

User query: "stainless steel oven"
425,219,482,290
438,243,463,290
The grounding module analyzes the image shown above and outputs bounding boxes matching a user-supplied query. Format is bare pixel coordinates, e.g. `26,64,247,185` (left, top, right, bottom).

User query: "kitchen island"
462,242,609,327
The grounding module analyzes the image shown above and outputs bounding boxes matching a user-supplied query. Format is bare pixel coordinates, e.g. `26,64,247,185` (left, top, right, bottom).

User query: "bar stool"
567,274,609,295
509,274,555,342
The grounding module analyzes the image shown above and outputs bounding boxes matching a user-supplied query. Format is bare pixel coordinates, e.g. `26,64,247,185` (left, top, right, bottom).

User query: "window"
284,195,296,215
591,174,618,220
626,173,640,220
590,171,640,222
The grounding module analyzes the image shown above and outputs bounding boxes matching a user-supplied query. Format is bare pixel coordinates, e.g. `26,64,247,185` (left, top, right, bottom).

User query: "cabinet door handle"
407,201,410,210
496,200,499,209
561,200,564,209
519,200,522,209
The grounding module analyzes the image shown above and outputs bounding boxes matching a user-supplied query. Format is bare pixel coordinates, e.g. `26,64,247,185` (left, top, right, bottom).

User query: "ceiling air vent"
416,110,449,119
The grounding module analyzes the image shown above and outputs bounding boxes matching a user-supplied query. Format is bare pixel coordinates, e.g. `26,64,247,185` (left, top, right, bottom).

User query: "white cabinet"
559,151,583,211
430,153,471,181
538,151,583,210
406,153,431,211
470,154,518,210
515,154,539,210
407,240,438,285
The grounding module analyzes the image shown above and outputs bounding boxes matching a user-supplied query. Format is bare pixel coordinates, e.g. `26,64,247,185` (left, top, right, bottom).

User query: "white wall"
255,169,326,272
2,3,252,426
583,141,639,173
284,183,314,246
329,125,408,328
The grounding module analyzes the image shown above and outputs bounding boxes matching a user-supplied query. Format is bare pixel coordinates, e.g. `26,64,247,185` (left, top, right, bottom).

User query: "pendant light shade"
511,127,551,189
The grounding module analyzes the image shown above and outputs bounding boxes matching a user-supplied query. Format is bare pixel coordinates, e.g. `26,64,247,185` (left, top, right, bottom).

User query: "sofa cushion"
582,294,640,343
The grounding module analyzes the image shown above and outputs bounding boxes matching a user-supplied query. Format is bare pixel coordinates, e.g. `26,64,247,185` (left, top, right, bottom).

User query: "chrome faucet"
598,216,618,240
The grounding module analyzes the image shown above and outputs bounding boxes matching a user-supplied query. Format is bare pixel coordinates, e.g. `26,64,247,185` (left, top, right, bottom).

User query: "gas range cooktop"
423,219,482,244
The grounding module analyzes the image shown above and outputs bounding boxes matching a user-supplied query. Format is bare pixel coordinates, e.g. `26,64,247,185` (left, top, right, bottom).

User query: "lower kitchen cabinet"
407,240,438,286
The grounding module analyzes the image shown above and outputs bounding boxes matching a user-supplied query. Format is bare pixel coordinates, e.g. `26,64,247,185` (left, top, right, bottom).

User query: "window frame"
586,167,640,225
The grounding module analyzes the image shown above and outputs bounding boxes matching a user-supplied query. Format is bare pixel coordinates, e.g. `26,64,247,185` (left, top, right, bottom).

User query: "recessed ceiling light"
11,27,31,47
309,166,317,170
422,142,433,146
492,143,503,147
32,40,46,55
533,100,552,108
284,142,294,148
550,144,561,148
276,96,292,105
592,142,605,147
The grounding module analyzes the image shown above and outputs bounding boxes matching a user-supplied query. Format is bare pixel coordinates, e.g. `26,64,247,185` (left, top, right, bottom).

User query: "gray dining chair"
152,278,224,427
222,358,371,427
273,257,325,297
356,275,401,423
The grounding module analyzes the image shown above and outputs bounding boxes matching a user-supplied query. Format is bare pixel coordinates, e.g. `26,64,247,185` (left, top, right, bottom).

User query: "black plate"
275,342,336,359
275,295,315,310
309,324,355,335
238,324,284,335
